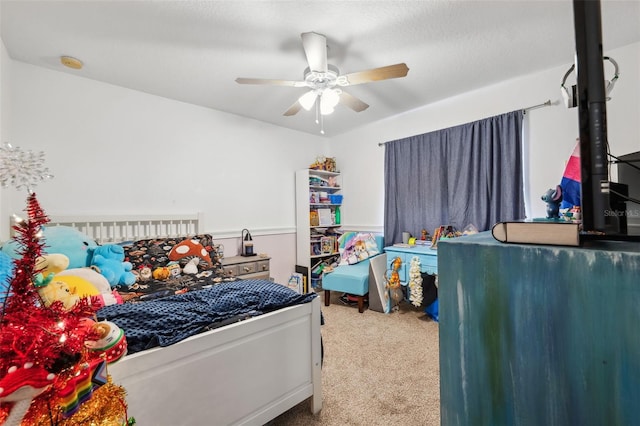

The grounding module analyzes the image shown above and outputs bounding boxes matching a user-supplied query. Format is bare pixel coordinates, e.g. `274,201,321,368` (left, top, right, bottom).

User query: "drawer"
418,254,438,275
257,260,270,273
238,262,257,276
223,265,239,278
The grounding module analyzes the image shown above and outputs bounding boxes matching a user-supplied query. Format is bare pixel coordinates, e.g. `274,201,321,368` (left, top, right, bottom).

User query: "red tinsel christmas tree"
0,193,97,424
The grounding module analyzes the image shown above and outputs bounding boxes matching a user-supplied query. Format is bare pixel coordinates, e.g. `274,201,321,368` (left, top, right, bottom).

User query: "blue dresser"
383,245,438,285
438,231,640,426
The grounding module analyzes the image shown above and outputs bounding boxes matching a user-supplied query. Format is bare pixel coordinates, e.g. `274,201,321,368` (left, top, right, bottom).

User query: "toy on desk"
541,185,563,219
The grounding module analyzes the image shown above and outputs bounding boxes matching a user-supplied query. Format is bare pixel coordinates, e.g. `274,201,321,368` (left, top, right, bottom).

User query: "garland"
408,256,423,307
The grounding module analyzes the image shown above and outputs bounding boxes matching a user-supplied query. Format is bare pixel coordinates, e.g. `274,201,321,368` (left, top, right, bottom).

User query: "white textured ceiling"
1,1,639,137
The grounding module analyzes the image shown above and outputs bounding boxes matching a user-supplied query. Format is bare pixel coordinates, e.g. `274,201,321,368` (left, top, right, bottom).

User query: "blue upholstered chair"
322,235,384,313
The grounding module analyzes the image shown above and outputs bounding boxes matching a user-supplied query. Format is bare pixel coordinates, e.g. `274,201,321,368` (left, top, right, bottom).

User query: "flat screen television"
572,0,638,241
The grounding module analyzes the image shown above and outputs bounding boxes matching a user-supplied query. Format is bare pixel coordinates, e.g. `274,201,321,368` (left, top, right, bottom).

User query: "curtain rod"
523,99,552,114
378,99,553,147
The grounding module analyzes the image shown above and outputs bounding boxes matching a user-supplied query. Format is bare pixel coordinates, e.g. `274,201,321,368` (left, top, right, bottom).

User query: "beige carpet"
268,291,440,426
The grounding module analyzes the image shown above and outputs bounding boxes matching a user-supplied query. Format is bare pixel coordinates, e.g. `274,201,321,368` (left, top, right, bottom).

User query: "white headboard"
37,213,204,244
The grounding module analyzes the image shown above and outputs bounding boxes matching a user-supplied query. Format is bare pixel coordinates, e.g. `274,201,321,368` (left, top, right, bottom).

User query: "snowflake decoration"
0,143,53,191
408,256,423,307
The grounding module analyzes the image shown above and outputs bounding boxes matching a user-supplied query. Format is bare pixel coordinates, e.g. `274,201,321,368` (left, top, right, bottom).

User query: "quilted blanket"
98,279,317,354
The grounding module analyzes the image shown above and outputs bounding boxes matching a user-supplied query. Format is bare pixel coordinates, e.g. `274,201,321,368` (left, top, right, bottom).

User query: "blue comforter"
98,280,317,354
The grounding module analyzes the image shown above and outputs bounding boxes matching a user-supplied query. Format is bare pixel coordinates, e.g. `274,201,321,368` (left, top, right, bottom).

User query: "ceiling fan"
235,32,409,131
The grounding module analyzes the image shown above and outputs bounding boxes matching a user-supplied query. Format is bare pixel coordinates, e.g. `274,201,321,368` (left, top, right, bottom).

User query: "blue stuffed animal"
541,185,563,219
1,226,98,268
90,244,136,287
0,251,15,306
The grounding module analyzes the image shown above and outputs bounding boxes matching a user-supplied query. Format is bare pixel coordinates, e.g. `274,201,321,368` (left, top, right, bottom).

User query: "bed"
44,214,323,425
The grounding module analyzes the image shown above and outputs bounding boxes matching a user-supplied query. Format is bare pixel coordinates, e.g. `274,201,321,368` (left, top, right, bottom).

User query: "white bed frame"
45,214,322,425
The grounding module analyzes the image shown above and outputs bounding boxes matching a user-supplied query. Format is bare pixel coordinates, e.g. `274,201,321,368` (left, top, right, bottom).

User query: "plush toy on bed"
57,268,123,307
1,226,98,268
35,252,70,276
36,254,123,307
90,244,136,287
0,251,15,306
35,275,84,310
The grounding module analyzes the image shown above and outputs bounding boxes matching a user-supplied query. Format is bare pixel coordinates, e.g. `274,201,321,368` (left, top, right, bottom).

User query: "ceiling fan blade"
339,91,369,112
339,63,409,86
236,77,307,87
301,32,328,73
283,101,303,116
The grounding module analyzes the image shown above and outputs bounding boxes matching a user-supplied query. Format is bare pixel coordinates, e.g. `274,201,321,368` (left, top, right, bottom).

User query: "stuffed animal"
90,244,126,263
168,239,211,265
91,254,136,287
35,253,70,277
542,185,563,219
2,226,98,269
0,251,15,305
89,244,136,287
183,258,200,275
57,268,123,307
36,278,83,310
152,266,170,280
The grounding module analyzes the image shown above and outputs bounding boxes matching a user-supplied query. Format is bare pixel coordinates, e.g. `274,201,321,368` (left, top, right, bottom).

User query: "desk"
383,245,438,285
438,231,640,426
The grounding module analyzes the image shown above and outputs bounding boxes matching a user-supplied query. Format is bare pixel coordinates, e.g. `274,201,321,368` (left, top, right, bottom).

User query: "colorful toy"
2,226,98,268
152,266,170,280
89,244,136,287
168,239,211,265
84,320,128,364
35,253,70,277
36,277,83,310
0,251,14,305
57,268,123,307
91,254,136,287
541,185,563,219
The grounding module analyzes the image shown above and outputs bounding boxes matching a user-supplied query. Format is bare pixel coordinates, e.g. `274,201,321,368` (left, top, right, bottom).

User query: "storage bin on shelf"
329,194,343,204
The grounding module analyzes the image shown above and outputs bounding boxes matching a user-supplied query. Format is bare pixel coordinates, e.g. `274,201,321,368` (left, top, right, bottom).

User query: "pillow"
123,234,222,282
338,232,380,266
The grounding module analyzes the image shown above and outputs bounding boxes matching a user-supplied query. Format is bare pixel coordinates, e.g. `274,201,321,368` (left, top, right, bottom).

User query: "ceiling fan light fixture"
320,105,334,115
299,90,318,111
320,88,340,115
235,31,408,133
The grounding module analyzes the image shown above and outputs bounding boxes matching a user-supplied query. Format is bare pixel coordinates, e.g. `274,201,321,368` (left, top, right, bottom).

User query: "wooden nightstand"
221,254,271,280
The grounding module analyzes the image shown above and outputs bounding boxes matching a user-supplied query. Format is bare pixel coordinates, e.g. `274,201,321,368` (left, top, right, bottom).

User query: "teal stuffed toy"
0,251,15,306
90,244,136,287
1,226,98,269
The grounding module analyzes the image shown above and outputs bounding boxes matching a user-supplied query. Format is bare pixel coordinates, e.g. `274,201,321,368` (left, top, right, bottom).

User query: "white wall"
330,41,640,230
1,61,328,284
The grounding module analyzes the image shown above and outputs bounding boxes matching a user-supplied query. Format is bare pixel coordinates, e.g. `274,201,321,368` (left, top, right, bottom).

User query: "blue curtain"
383,110,525,246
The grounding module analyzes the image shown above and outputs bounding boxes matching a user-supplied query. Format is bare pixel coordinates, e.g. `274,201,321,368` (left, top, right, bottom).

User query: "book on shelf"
491,220,580,246
320,236,336,254
317,208,332,226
